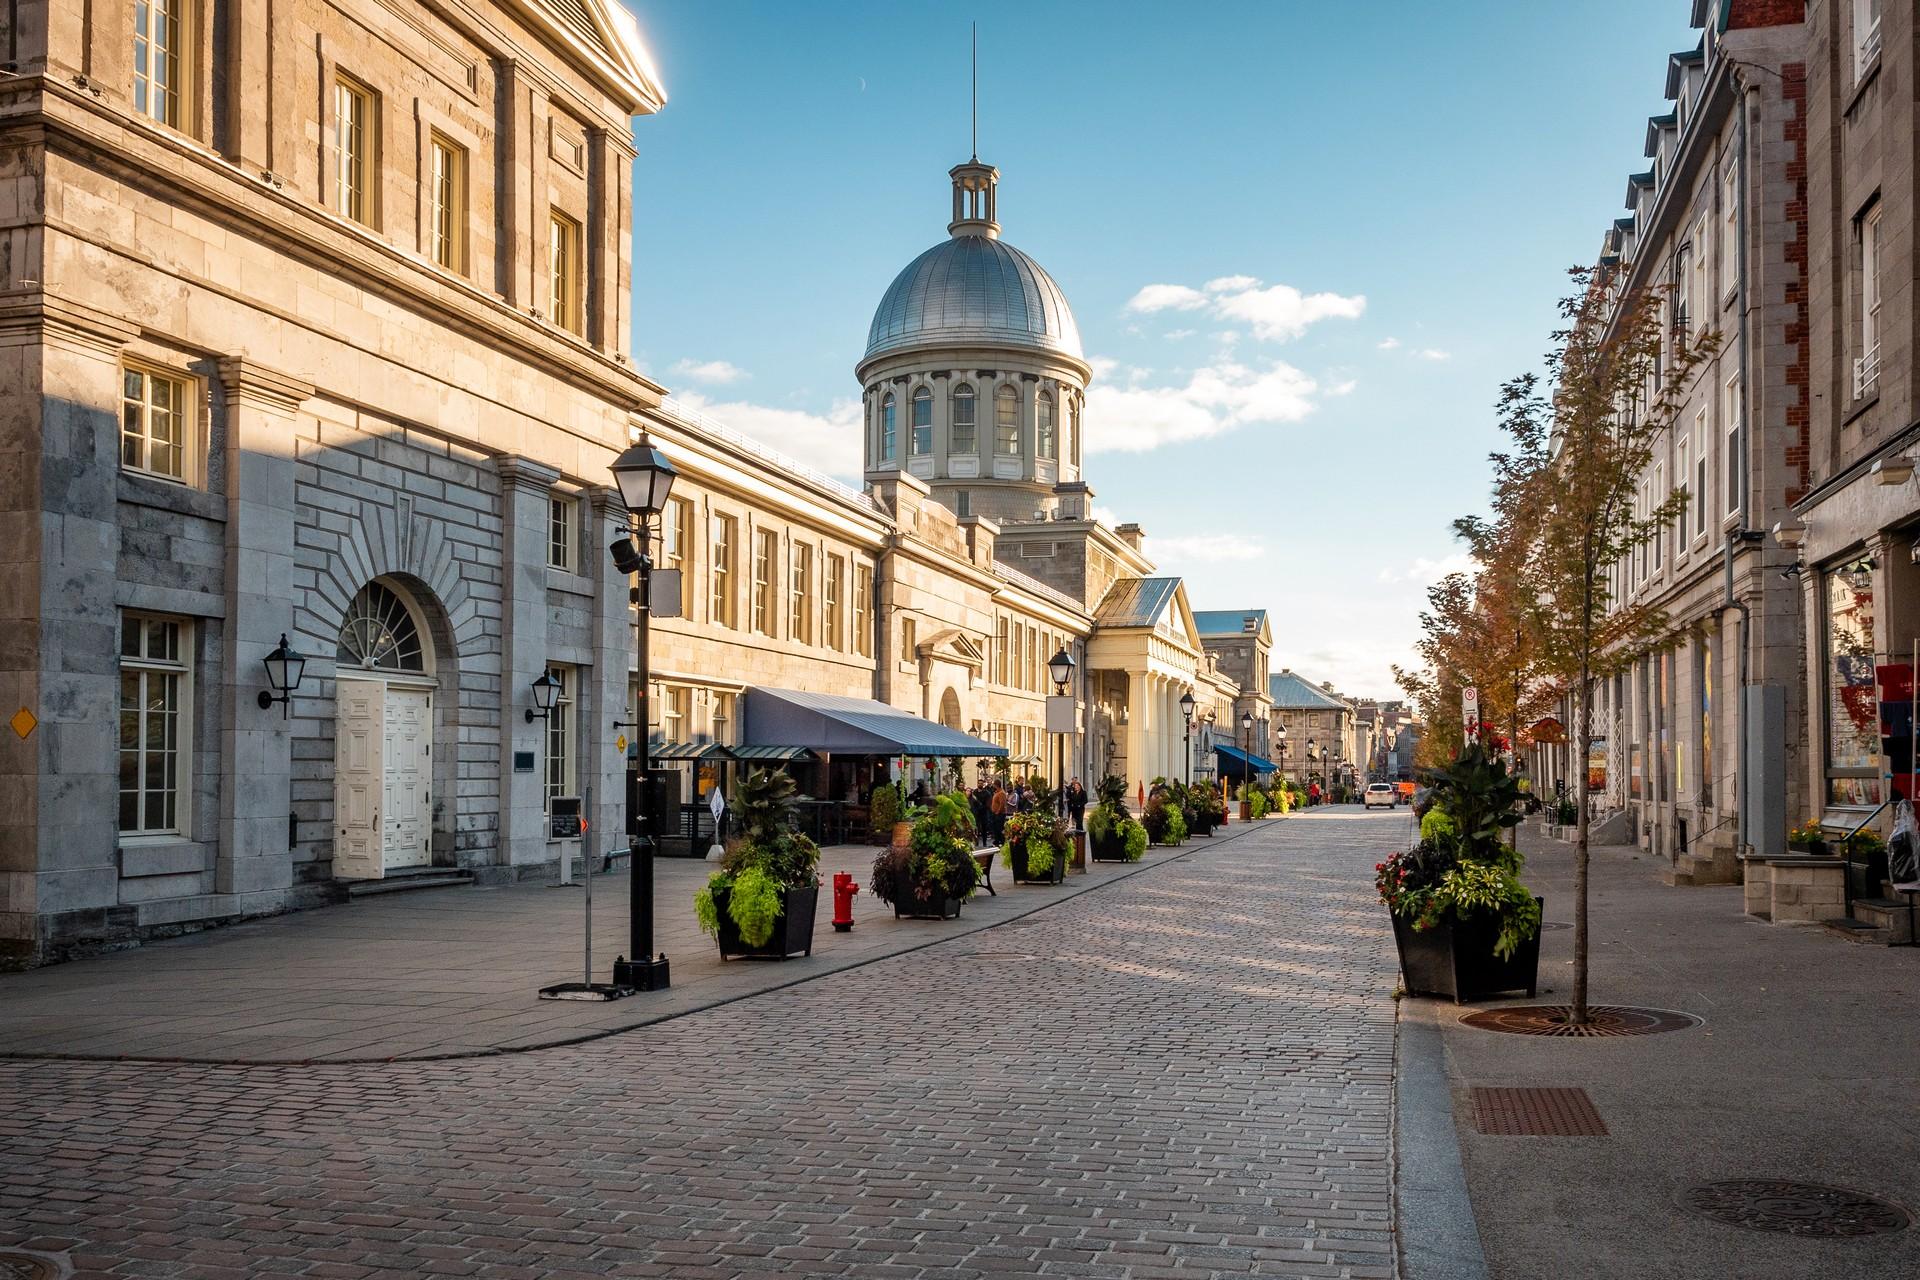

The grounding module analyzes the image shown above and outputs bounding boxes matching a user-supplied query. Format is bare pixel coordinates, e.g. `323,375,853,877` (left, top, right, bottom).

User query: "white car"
1364,783,1397,810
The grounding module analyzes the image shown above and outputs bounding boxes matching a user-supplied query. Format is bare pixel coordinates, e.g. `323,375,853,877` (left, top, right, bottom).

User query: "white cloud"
1375,553,1475,585
1125,275,1365,343
671,358,750,385
1377,337,1400,350
1164,328,1196,341
1091,504,1124,530
1085,356,1324,453
1326,379,1357,397
1145,533,1265,564
1414,348,1451,361
671,393,863,481
1125,283,1208,313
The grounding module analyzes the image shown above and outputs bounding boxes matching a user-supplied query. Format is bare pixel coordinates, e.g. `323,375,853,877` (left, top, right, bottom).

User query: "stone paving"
0,808,1405,1280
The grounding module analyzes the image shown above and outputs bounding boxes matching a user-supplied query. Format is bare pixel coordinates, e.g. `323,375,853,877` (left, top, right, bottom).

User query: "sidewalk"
1408,825,1920,1279
0,818,1276,1065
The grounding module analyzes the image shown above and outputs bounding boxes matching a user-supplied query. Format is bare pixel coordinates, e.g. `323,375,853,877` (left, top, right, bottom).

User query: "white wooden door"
383,687,432,871
334,679,384,880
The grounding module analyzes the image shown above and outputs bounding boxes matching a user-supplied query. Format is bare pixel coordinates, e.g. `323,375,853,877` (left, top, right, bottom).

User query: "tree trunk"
1571,664,1592,1025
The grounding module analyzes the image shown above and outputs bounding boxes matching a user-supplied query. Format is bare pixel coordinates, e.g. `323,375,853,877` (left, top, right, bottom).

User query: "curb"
1394,1002,1492,1280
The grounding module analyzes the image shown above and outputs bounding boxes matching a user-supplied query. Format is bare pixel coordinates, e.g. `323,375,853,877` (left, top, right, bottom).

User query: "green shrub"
1123,819,1148,861
694,766,820,945
1002,810,1068,875
1163,806,1187,846
870,793,980,908
1248,789,1269,819
869,782,901,840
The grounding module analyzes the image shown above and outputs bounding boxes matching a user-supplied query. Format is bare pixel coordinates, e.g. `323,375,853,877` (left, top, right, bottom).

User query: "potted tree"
1376,745,1542,1002
869,781,903,848
869,793,982,919
1003,808,1070,884
1185,781,1224,837
1087,776,1148,863
695,767,821,960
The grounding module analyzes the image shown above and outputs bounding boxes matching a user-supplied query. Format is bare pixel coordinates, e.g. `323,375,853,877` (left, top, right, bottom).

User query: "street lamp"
1275,721,1287,786
609,436,678,993
255,633,308,717
525,669,561,724
1048,646,1075,823
1179,688,1197,787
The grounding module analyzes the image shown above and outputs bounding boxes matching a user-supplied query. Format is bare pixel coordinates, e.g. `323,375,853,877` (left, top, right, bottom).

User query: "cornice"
494,455,563,492
0,292,139,356
217,357,315,415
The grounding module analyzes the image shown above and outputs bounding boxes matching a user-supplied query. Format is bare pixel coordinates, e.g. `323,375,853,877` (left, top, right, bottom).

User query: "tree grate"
1471,1086,1608,1136
1459,1004,1701,1037
1680,1180,1911,1237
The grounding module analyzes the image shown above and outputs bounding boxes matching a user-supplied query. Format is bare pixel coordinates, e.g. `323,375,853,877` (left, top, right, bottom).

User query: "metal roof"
865,234,1082,363
1193,609,1267,638
1094,577,1181,629
1268,670,1352,711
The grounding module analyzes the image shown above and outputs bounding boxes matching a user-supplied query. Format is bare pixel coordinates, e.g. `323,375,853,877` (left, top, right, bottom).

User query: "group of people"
964,776,1088,844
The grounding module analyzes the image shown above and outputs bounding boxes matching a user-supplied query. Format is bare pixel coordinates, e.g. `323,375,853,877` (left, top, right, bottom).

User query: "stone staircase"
1823,894,1919,945
346,866,475,899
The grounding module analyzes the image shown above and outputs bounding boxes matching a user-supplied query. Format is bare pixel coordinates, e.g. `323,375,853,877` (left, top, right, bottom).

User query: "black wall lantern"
526,669,561,724
256,634,307,717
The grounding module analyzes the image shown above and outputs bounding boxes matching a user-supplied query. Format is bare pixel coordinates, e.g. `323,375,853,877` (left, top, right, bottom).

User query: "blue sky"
619,0,1695,701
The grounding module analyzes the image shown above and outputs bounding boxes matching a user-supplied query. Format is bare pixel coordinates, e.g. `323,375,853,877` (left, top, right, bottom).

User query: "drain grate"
1460,1005,1701,1037
1680,1180,1911,1237
0,1252,58,1280
1471,1087,1607,1136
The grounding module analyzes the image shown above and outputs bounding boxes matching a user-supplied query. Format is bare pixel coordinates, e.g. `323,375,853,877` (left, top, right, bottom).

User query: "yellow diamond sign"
616,734,628,755
9,707,36,739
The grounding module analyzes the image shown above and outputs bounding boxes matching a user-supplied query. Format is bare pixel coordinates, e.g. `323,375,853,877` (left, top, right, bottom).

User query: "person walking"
989,780,1008,843
1066,777,1087,830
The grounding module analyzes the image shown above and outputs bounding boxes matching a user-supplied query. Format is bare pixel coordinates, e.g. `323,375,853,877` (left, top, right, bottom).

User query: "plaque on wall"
514,750,536,773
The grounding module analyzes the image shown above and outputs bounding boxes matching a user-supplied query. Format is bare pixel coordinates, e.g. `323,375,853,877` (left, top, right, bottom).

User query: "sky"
617,0,1696,704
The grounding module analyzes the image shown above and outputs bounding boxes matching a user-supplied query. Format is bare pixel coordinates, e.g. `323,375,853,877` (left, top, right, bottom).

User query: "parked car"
1364,783,1397,810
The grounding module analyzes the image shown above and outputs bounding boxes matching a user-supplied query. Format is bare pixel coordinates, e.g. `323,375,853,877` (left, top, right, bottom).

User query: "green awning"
651,741,730,761
728,744,816,762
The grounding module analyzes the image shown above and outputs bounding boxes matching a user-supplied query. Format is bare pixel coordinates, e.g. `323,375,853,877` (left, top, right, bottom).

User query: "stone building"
1268,670,1357,787
1196,610,1275,762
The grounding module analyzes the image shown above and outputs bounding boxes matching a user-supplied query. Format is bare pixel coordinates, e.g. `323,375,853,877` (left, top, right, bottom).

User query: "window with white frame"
549,213,583,335
788,540,812,645
1719,164,1738,301
710,512,736,627
1854,0,1883,79
1722,373,1742,516
133,0,184,128
752,529,776,636
910,388,932,456
427,134,466,273
995,385,1020,455
1857,201,1882,397
1675,434,1691,556
879,393,897,462
1695,420,1709,540
950,384,977,454
548,495,578,571
1652,462,1665,571
119,613,189,835
544,666,573,811
660,495,691,617
853,564,872,656
824,553,844,650
121,364,190,482
1689,217,1709,335
333,76,372,225
1037,390,1056,460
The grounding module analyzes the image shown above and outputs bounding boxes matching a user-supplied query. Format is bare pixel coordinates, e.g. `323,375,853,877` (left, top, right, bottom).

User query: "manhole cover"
1471,1086,1608,1136
1459,1005,1701,1037
1680,1180,1911,1237
0,1252,58,1280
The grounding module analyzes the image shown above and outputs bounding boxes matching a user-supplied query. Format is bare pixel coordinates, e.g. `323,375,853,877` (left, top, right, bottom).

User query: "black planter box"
1787,838,1828,856
712,884,818,960
1089,830,1130,863
1390,897,1542,1003
1008,844,1066,884
1189,814,1216,837
893,888,964,920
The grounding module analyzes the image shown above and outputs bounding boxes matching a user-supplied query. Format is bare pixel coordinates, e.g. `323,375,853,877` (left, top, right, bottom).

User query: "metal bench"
972,846,997,896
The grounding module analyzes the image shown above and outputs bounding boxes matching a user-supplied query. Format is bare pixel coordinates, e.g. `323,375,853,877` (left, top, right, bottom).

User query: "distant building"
1268,670,1357,787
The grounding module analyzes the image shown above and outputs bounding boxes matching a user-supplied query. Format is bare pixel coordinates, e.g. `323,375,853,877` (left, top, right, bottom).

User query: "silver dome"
864,235,1083,364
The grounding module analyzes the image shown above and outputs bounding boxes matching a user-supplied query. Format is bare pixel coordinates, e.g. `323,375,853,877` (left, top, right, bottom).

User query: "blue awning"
1214,743,1277,773
742,687,1009,758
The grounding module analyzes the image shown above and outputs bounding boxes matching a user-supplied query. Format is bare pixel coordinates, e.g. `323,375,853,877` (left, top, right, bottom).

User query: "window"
1695,425,1709,540
1855,0,1883,79
1070,397,1082,467
853,564,872,656
337,581,426,671
1719,164,1738,301
1652,462,1665,571
713,690,736,746
824,553,844,650
119,613,189,835
545,667,574,811
1675,435,1690,555
710,513,736,627
427,135,466,272
1722,374,1741,516
1688,218,1709,333
789,540,812,645
752,529,777,636
549,213,582,335
1672,247,1691,345
121,364,189,481
548,495,578,571
333,77,372,224
658,684,687,746
1037,391,1056,460
951,384,977,453
910,388,932,456
956,490,971,518
879,394,897,462
1857,202,1882,397
1824,560,1883,806
661,496,692,617
995,385,1020,455
133,0,183,128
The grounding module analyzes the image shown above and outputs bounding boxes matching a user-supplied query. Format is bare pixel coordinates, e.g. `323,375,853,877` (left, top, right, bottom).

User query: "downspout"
1730,71,1757,861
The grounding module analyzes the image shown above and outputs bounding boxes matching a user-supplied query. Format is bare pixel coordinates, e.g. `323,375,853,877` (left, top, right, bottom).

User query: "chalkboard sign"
549,796,582,840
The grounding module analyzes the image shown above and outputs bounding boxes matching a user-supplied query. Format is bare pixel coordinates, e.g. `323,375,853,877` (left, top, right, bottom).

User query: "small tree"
1485,268,1718,1024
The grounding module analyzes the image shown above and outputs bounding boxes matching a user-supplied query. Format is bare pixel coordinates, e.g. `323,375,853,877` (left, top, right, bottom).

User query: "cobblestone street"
0,810,1405,1280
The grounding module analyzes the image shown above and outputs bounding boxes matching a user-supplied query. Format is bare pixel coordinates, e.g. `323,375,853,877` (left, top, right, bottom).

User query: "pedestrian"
1066,777,1087,829
989,780,1008,842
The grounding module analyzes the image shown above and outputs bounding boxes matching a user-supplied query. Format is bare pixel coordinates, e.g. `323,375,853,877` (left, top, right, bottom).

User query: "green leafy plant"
1247,788,1269,819
1123,820,1148,861
1002,809,1068,876
869,782,901,842
870,793,980,909
1095,774,1129,812
695,766,821,946
1787,819,1824,847
1845,828,1886,859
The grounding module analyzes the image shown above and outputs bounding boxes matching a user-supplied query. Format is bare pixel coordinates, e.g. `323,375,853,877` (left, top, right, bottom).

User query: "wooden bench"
972,846,997,896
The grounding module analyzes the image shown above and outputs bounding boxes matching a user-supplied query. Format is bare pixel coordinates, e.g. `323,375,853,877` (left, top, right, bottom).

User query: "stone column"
587,126,618,351
495,456,560,869
586,485,630,856
215,359,312,904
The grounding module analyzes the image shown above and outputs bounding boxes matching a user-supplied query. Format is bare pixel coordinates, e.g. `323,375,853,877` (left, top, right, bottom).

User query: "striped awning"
650,741,730,761
728,744,816,762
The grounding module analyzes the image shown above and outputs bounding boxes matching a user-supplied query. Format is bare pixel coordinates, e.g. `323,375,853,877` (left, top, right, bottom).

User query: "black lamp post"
256,634,308,717
525,669,560,724
1048,646,1075,822
1179,688,1197,787
609,436,677,993
1239,709,1254,787
1275,721,1287,787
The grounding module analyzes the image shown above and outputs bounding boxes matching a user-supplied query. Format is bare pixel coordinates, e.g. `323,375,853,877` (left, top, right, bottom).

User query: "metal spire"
971,21,978,161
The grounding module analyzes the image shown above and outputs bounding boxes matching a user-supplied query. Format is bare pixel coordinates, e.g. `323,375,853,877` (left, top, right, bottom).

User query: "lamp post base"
613,954,671,992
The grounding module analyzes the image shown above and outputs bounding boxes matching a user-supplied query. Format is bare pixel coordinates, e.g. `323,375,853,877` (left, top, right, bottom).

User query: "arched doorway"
333,579,441,879
938,687,962,730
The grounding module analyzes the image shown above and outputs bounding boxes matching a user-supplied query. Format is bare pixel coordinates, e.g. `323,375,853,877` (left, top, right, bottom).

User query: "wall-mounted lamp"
256,634,308,717
1873,458,1914,486
525,669,560,724
1772,520,1807,549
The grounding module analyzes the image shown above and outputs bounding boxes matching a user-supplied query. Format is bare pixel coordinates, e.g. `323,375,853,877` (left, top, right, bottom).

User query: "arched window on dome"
951,384,977,454
1037,391,1056,460
880,393,897,462
994,385,1020,456
910,387,933,456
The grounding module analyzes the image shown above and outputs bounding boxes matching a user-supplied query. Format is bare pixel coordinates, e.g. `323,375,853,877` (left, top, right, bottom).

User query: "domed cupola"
858,160,1091,526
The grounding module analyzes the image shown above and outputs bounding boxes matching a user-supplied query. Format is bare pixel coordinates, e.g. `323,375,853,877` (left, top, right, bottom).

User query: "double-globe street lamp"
1048,646,1075,824
607,436,678,993
1179,688,1197,787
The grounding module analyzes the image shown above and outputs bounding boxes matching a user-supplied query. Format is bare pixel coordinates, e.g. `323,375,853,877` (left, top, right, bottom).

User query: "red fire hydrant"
831,872,859,932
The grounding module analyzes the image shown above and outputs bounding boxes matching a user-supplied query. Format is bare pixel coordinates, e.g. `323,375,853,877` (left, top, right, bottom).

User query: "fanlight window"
337,582,426,672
